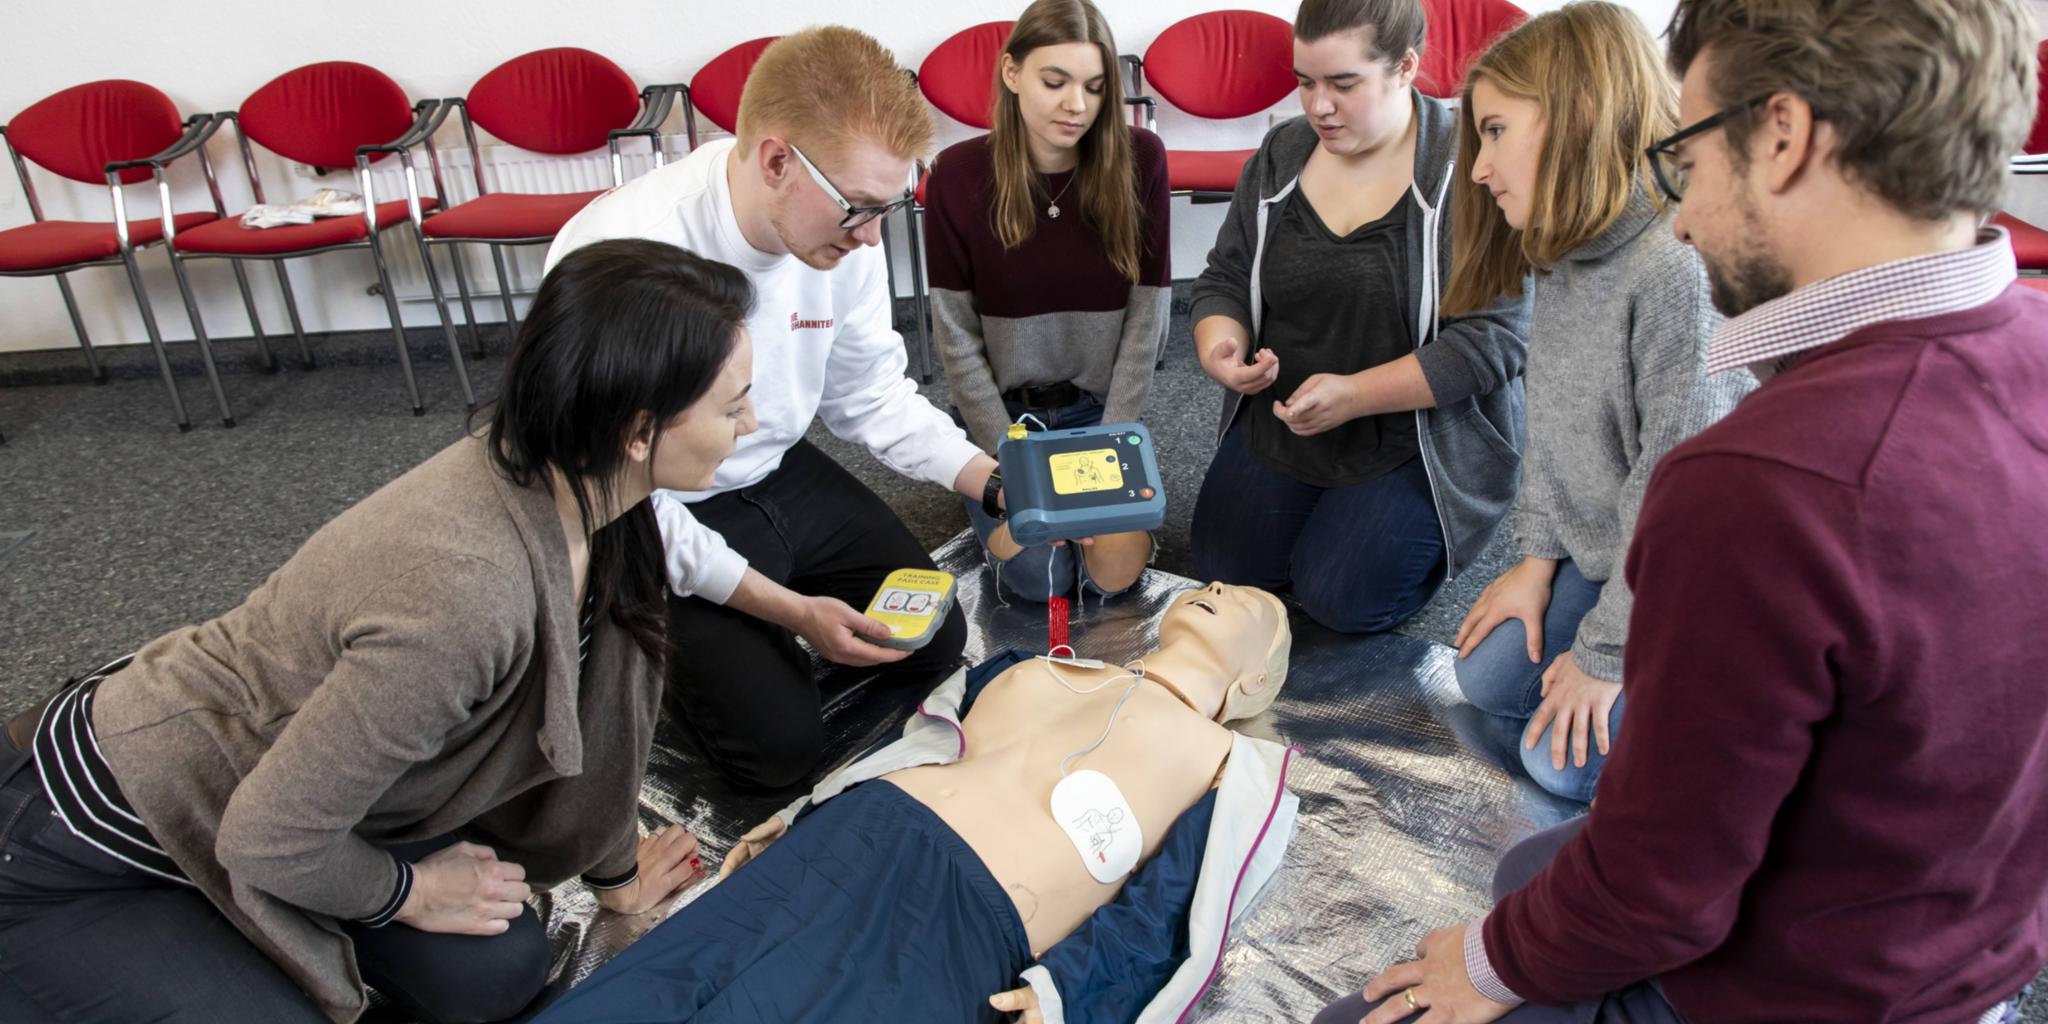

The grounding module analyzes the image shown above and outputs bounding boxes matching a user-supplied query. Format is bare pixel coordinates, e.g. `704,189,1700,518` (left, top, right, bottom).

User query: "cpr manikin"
537,583,1298,1024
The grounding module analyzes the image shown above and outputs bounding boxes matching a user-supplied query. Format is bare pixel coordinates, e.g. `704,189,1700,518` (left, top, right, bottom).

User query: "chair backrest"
1414,0,1527,99
7,80,184,185
920,21,1016,130
467,47,642,154
1142,10,1296,121
2026,39,2048,156
691,36,780,136
238,61,415,168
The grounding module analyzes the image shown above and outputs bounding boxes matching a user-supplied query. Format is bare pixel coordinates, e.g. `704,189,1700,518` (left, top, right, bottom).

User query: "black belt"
1003,381,1082,412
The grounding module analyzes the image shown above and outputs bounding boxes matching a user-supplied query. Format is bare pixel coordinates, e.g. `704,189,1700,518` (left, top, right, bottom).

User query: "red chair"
1993,40,2048,274
1414,0,1527,98
411,48,681,357
1,81,256,430
687,36,780,143
163,62,463,419
1124,10,1296,203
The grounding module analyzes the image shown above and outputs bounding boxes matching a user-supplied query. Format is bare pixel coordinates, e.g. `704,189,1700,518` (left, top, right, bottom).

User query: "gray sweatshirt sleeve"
1186,139,1273,336
931,288,1010,453
1102,285,1169,426
1415,281,1533,406
1570,257,1745,681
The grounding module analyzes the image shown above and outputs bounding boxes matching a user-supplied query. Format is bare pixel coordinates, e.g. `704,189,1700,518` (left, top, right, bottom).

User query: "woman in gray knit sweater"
1444,3,1753,803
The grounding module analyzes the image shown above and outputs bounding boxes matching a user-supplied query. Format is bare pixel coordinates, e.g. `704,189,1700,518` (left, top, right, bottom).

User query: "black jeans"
665,440,968,790
0,726,550,1023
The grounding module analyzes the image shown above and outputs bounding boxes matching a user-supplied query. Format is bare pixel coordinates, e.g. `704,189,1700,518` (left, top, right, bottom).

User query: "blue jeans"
957,391,1142,604
1452,559,1620,803
1311,817,1687,1024
1190,421,1445,634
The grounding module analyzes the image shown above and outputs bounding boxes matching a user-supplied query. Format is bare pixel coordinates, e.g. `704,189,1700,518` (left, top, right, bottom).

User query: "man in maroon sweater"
1314,2,2048,1022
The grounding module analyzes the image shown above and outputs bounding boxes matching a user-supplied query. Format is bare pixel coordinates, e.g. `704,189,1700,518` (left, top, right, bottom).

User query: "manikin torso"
885,663,1234,954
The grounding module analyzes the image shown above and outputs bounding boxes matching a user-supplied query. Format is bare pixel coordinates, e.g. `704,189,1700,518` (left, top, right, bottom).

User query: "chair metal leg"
53,274,106,383
368,234,426,415
412,231,477,409
164,253,236,428
446,244,486,359
272,262,314,368
905,204,933,383
116,252,192,431
882,224,900,328
228,261,278,373
488,244,518,351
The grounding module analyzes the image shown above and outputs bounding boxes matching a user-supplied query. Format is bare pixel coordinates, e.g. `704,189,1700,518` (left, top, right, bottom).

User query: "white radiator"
363,134,702,307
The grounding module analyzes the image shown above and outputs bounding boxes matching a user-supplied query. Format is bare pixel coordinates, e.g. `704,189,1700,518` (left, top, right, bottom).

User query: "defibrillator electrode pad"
862,569,957,651
997,422,1166,546
1050,768,1143,884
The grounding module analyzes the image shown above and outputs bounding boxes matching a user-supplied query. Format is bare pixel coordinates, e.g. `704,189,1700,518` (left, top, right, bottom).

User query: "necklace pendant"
1048,203,1061,219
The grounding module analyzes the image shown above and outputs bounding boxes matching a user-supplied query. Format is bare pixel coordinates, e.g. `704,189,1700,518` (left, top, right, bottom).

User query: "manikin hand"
1272,373,1365,436
792,594,911,668
1200,338,1280,396
1524,651,1622,771
595,824,705,917
989,984,1045,1022
1359,923,1514,1024
1455,556,1558,661
395,842,529,935
718,816,789,878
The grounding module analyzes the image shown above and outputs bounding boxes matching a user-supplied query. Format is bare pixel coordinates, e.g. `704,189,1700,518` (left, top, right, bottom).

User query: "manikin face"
764,136,912,270
645,329,757,493
1156,582,1286,717
1669,48,1793,317
1467,77,1547,231
1002,42,1107,160
1292,30,1418,158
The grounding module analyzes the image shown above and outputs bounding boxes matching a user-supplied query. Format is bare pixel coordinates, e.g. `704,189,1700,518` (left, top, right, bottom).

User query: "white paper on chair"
241,188,366,229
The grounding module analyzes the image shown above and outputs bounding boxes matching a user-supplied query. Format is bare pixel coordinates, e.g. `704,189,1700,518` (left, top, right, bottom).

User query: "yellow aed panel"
1049,449,1124,495
863,569,957,650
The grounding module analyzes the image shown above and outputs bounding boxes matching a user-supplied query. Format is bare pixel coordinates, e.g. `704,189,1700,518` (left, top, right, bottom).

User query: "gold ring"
1403,987,1419,1011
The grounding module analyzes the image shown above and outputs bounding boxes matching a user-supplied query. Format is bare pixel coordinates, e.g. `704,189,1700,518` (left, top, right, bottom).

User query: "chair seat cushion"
173,198,436,255
1994,211,2048,271
421,191,604,240
0,211,218,272
1166,149,1255,195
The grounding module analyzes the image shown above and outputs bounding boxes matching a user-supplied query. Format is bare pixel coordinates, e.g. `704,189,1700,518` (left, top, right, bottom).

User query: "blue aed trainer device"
997,421,1166,546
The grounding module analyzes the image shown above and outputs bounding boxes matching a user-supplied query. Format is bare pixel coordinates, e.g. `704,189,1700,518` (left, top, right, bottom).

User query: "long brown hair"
1444,1,1677,315
988,0,1144,282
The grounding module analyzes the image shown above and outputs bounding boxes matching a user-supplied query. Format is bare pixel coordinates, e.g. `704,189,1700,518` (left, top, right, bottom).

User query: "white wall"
5,0,2038,355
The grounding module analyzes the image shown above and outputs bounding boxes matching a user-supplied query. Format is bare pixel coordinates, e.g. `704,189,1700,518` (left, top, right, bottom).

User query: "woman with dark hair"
1188,0,1531,635
0,239,758,1024
923,0,1168,603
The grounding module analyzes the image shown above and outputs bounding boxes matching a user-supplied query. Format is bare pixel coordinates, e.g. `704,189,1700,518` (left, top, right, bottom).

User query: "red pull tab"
1047,595,1071,653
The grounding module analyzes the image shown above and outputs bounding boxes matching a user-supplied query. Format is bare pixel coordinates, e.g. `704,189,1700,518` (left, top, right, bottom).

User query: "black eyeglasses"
787,142,917,229
1645,96,1768,203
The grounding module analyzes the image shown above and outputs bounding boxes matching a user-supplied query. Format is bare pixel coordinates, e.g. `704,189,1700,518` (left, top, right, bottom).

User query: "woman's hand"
1524,651,1623,771
1200,338,1281,396
1272,373,1369,436
395,842,529,935
595,824,705,916
1454,557,1558,661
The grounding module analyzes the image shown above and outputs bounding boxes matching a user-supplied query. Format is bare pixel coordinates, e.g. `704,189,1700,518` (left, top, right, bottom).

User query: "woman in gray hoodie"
1188,0,1532,636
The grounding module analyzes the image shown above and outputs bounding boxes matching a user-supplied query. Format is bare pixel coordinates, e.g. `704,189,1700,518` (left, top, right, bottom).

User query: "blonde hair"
735,26,935,164
988,0,1145,282
1667,0,2037,221
1443,2,1676,315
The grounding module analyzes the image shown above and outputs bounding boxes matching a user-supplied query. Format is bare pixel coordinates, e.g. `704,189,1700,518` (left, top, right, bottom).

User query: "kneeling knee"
411,910,549,1024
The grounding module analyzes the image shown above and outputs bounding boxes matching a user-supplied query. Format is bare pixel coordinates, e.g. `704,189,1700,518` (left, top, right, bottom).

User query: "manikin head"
1149,583,1292,725
731,27,933,270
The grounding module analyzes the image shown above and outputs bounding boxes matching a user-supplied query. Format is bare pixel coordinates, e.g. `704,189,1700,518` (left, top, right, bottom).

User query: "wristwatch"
982,469,1005,520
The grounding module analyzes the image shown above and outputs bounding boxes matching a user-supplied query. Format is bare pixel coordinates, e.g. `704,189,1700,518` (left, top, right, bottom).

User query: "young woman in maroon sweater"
922,0,1169,604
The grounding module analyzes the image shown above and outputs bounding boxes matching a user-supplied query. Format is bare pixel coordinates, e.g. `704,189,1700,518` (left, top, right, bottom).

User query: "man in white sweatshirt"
545,27,1002,789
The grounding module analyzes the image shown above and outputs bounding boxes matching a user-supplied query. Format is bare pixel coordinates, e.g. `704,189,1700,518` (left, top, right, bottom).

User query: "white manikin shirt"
545,138,981,604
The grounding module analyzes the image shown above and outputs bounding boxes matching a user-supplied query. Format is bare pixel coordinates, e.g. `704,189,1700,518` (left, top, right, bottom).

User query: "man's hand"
595,824,705,917
1273,372,1369,436
1358,923,1514,1024
1455,556,1558,661
395,842,529,935
989,985,1044,1022
791,594,910,667
1200,338,1280,396
1525,651,1623,771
